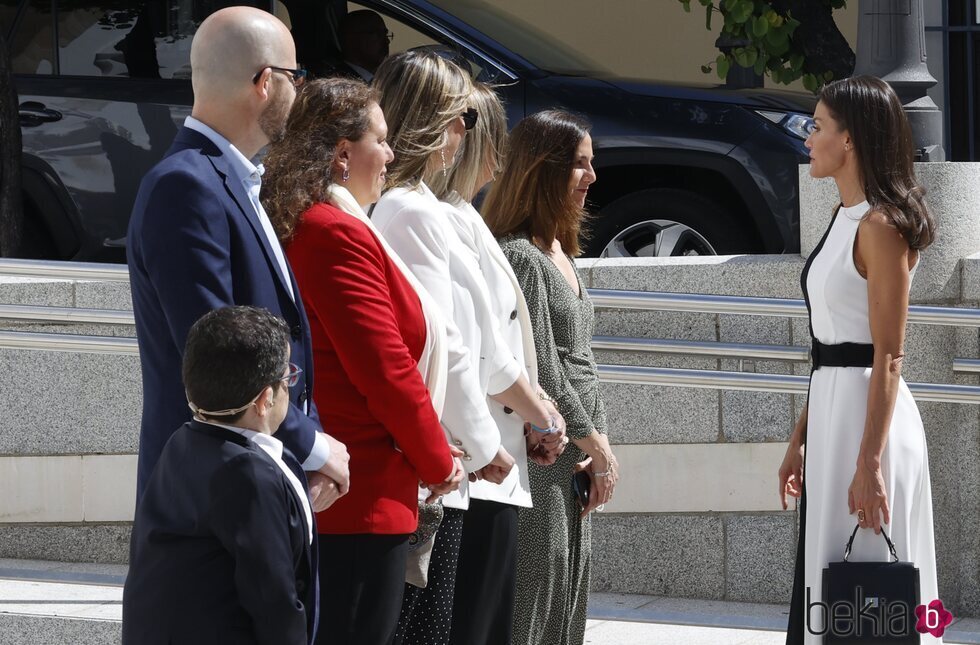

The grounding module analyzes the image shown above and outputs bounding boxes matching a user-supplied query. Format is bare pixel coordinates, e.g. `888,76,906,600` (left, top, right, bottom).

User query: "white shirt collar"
184,116,262,185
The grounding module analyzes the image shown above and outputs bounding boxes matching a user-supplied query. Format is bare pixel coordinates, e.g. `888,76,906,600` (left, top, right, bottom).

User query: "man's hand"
472,446,516,484
318,434,351,496
307,471,342,512
426,445,465,503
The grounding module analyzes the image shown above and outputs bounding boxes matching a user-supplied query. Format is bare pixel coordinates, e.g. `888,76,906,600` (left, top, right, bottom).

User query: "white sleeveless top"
805,200,917,346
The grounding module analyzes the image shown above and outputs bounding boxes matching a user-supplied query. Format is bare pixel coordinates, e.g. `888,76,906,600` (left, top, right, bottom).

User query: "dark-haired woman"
484,110,619,645
778,75,940,644
262,78,467,645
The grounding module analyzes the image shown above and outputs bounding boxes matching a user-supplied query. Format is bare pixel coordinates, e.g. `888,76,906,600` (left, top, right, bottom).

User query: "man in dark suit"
126,6,348,508
123,306,317,645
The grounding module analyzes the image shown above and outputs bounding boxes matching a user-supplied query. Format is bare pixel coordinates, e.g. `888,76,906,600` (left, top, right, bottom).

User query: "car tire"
588,188,756,257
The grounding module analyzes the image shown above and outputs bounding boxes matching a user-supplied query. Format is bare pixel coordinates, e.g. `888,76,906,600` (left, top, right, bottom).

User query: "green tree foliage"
679,0,848,93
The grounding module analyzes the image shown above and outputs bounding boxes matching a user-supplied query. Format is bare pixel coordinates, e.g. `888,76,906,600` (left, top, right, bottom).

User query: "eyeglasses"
278,362,303,388
252,66,308,88
186,362,303,419
461,108,478,131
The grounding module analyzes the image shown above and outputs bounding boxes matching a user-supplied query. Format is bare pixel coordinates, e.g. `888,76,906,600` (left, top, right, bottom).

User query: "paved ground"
1,559,978,644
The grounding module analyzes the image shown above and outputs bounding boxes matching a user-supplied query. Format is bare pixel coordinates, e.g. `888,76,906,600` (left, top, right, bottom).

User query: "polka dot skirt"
395,507,465,645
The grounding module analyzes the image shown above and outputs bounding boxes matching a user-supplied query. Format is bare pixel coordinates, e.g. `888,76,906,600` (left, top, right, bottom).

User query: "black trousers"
450,499,519,645
317,533,409,645
395,507,465,645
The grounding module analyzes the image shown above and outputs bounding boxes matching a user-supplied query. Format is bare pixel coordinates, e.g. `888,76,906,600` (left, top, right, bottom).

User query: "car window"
346,2,495,81
7,0,56,74
0,0,18,38
55,0,264,79
348,2,435,53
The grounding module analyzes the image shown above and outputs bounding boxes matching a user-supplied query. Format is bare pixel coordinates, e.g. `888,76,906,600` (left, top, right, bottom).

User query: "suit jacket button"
463,454,472,461
510,310,517,320
453,439,463,447
290,324,302,341
503,406,513,415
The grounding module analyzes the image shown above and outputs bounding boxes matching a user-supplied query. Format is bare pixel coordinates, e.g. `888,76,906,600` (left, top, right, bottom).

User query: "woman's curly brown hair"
261,77,378,242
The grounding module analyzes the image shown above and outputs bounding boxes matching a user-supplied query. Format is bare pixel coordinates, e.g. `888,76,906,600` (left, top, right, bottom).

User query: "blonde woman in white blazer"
372,54,565,645
433,83,570,645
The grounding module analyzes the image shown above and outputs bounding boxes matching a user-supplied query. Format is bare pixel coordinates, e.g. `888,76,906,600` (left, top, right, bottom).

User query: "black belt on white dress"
810,339,874,370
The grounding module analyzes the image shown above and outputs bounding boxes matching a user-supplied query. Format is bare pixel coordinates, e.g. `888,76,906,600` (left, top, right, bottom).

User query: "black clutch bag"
822,524,920,644
572,470,591,510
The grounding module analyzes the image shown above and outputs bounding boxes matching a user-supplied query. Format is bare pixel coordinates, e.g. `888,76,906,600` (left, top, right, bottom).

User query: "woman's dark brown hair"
261,77,378,242
819,75,935,250
482,110,591,257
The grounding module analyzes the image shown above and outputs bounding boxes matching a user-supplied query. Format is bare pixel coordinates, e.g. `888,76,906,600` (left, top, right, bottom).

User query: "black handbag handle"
843,523,899,562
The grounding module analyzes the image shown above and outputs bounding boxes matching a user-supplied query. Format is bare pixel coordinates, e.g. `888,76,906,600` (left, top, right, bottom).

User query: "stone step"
1,559,978,645
0,559,124,645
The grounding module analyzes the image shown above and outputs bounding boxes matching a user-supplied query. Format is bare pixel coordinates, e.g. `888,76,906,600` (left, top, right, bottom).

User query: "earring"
342,168,350,182
440,148,448,177
844,144,850,151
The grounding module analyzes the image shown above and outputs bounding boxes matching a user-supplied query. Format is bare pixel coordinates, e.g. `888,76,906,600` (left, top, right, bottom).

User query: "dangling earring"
342,168,350,182
440,148,448,177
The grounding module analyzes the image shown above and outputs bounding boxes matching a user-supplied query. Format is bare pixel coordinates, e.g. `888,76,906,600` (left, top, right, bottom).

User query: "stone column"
854,0,945,161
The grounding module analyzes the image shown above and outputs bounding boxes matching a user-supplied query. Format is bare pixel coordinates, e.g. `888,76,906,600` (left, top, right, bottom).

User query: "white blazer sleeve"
375,195,501,472
444,204,523,395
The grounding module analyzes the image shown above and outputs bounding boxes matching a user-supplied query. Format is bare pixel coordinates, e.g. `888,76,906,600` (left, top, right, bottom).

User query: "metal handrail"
592,335,810,362
953,359,980,373
597,364,980,404
0,304,134,325
0,331,138,355
588,289,980,327
2,329,979,405
0,258,128,282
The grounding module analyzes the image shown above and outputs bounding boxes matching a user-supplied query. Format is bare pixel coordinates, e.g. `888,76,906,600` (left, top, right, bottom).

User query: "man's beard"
259,87,292,144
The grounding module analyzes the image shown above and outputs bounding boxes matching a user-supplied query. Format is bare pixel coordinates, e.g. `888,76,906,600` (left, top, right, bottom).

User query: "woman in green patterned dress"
483,110,620,645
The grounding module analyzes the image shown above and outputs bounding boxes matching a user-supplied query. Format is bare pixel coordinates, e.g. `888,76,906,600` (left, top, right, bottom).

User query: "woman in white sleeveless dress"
779,76,940,644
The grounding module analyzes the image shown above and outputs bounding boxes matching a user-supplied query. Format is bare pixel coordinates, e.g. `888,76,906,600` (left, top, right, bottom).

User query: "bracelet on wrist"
537,391,556,404
528,417,558,434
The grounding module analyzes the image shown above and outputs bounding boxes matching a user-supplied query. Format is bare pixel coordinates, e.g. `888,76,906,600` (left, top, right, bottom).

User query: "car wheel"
589,188,755,258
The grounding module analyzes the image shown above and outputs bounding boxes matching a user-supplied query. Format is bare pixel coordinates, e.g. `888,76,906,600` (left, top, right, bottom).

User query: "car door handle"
19,101,63,126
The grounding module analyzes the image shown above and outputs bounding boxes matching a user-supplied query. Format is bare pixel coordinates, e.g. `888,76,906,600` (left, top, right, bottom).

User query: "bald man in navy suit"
126,7,348,508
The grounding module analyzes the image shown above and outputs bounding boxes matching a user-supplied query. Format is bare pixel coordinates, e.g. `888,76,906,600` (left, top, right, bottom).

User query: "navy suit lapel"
173,126,296,308
212,155,295,303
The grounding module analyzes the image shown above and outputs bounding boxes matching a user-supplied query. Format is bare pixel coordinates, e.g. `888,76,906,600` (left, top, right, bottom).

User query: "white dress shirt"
203,420,314,545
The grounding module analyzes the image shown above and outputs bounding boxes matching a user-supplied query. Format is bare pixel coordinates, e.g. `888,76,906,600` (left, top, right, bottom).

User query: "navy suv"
1,0,815,261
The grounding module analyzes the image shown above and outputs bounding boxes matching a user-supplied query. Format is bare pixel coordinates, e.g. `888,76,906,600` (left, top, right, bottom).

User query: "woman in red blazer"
262,78,466,645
